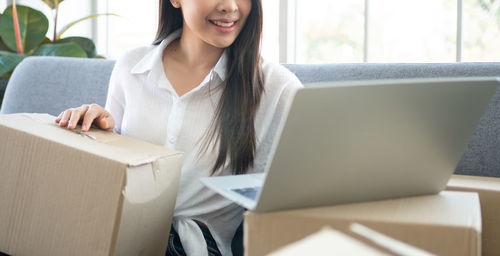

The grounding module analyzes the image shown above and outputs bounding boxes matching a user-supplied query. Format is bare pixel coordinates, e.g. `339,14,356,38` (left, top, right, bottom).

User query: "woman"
56,0,302,255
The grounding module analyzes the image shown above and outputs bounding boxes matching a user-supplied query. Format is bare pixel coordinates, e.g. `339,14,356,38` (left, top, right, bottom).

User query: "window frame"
280,0,465,63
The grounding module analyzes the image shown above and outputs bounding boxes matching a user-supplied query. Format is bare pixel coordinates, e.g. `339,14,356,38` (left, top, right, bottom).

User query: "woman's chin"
208,39,236,49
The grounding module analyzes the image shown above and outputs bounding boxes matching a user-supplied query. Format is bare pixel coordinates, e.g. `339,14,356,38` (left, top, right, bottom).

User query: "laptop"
201,77,499,213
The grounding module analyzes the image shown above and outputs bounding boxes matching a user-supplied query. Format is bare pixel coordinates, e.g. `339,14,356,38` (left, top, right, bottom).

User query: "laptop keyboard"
232,187,261,200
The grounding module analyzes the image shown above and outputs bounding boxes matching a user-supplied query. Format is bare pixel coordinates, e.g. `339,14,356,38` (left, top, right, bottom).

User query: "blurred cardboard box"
267,224,437,256
245,191,481,256
0,113,184,256
447,174,500,256
267,227,391,256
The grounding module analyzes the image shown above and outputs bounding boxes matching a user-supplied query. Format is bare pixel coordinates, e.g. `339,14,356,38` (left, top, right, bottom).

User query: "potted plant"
0,0,116,107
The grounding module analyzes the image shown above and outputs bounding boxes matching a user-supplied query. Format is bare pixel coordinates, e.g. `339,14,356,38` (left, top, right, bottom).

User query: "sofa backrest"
283,63,500,83
1,57,499,177
1,57,115,116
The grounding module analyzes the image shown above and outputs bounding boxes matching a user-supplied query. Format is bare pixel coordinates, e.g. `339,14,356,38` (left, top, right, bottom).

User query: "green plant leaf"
32,42,87,58
57,13,121,40
41,37,52,45
0,51,26,77
56,36,96,58
0,38,11,52
478,0,491,11
41,0,64,10
0,5,49,53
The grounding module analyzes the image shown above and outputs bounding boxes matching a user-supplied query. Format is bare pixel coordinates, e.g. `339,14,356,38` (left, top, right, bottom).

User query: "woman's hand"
55,104,115,132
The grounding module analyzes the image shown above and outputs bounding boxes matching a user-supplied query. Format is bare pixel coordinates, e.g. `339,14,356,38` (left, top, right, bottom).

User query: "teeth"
212,20,235,27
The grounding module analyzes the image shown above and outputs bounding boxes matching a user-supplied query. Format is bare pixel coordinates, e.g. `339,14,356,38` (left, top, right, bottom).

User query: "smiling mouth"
209,20,237,28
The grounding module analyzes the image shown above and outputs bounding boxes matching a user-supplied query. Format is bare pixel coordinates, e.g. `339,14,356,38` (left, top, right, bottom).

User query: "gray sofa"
1,56,500,177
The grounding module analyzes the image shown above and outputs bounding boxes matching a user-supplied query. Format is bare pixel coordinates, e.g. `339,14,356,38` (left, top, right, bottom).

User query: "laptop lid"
254,77,498,212
203,77,498,213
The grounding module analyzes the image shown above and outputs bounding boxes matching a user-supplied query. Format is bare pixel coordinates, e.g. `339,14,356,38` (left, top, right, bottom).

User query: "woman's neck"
172,28,224,70
161,27,226,97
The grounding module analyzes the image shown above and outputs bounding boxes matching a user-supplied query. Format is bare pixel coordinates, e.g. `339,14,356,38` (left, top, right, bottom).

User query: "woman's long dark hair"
154,0,264,175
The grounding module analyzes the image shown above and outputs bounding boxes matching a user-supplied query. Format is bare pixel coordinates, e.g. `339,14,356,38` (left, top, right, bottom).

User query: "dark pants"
166,221,244,256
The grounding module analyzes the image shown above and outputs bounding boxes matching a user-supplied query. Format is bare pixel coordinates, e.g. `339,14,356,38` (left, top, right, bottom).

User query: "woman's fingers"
81,104,101,131
58,109,74,127
55,104,113,132
57,105,88,130
55,112,63,123
96,115,115,131
68,107,85,130
81,104,114,132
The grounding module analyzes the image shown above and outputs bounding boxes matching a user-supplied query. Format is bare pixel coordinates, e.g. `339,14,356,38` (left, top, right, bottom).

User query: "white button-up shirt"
105,30,302,255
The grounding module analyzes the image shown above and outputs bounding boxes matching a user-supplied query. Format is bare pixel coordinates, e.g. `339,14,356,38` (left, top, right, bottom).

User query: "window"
368,0,457,62
295,0,365,63
287,0,500,63
262,1,280,62
463,0,500,61
95,0,158,59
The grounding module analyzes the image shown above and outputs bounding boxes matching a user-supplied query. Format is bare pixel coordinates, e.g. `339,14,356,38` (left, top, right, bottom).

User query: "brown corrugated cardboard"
244,191,481,256
267,228,392,256
447,174,500,256
268,224,437,256
0,113,184,256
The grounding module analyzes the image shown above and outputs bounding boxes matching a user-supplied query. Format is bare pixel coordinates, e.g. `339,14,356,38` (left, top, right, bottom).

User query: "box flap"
113,155,183,256
268,228,391,256
446,175,500,256
244,191,481,256
448,175,500,191
266,191,481,230
0,113,182,166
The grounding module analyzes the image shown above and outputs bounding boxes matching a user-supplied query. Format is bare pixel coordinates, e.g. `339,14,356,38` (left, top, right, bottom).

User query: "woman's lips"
210,20,236,27
209,19,238,32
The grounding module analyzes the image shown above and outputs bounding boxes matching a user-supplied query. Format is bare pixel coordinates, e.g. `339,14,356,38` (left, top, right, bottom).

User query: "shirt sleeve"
104,60,126,134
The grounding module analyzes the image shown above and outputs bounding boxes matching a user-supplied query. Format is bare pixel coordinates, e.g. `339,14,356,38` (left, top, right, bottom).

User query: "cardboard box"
267,228,391,256
245,191,481,256
447,174,500,256
0,113,184,256
268,225,436,256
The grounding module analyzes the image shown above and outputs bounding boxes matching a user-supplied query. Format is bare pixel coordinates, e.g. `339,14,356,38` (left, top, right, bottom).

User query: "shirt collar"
213,50,227,81
130,29,228,83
